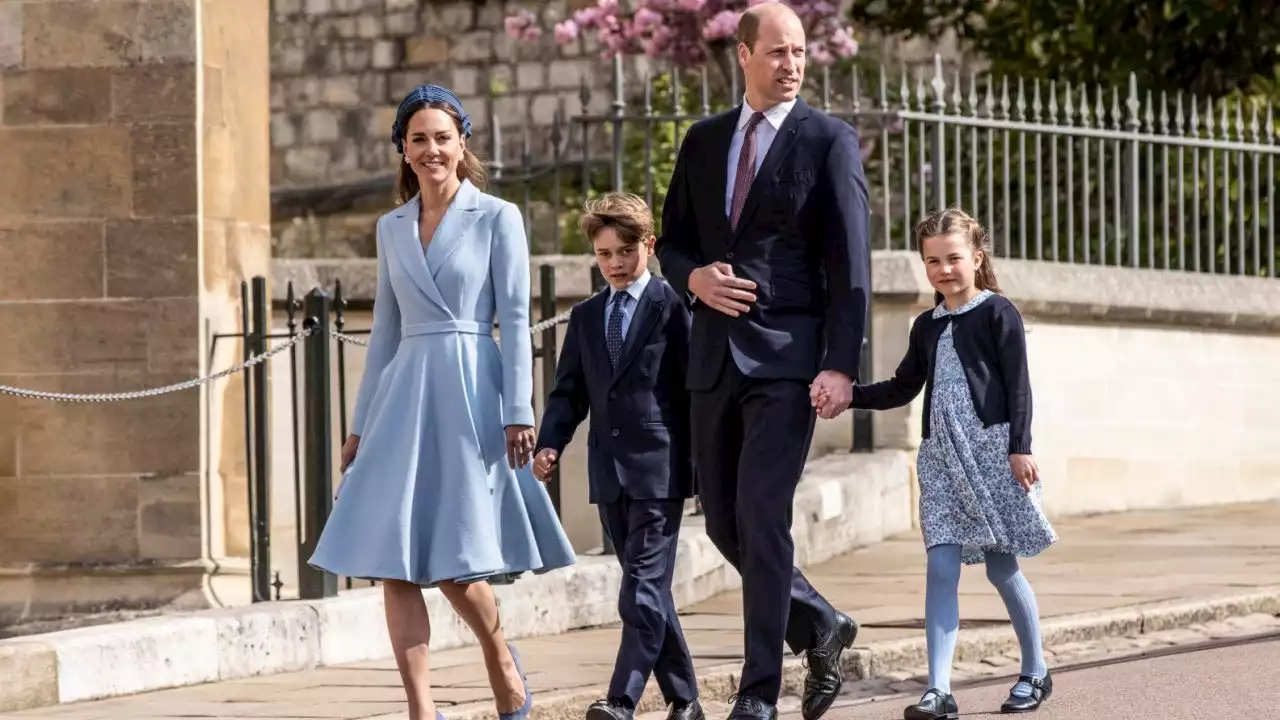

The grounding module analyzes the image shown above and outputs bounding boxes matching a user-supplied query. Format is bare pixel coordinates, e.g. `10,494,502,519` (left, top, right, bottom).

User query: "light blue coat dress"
309,179,576,587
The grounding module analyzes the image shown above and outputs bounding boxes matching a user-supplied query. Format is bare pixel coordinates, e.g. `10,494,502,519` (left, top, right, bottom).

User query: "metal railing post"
249,276,272,602
538,264,562,516
299,288,337,600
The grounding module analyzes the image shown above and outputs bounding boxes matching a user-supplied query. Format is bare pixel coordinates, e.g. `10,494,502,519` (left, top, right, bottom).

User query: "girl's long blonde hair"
914,208,1002,306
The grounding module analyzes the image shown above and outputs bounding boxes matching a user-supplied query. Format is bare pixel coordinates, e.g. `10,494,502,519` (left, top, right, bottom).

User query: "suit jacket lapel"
390,196,451,314
729,98,810,249
708,109,739,244
582,290,609,382
425,178,483,279
611,280,663,385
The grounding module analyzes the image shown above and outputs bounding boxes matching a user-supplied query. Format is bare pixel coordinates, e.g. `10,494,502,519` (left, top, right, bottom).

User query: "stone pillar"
0,0,271,627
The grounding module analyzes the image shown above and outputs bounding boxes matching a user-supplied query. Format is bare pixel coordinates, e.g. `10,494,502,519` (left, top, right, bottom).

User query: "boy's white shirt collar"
609,268,652,303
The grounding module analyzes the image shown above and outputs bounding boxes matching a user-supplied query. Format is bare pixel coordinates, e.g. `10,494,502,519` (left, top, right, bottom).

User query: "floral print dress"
916,290,1058,565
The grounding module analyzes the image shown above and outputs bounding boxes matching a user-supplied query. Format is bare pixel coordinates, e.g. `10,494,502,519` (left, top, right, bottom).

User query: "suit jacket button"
609,390,617,399
611,428,620,437
726,251,735,259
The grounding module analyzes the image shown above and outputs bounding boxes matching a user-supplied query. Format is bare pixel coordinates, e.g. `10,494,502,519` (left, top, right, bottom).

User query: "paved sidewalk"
3,502,1277,720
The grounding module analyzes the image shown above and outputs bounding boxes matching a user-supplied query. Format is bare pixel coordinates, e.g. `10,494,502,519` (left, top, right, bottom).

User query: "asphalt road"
822,635,1280,720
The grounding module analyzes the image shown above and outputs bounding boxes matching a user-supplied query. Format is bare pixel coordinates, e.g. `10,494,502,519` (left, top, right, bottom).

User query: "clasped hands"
689,262,852,420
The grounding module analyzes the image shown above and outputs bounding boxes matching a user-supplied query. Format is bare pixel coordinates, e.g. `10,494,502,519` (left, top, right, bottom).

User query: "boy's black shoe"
586,698,634,720
1000,672,1053,713
725,694,777,720
903,688,959,720
801,611,859,720
667,698,705,720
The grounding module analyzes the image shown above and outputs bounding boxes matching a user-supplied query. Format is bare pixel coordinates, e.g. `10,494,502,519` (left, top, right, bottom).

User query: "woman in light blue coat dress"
309,85,575,720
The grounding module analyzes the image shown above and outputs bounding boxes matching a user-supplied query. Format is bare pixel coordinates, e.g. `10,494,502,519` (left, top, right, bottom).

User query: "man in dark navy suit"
533,193,703,720
653,3,872,720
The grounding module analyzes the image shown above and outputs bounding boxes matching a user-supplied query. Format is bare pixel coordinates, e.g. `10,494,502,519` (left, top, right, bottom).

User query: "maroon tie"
729,111,766,230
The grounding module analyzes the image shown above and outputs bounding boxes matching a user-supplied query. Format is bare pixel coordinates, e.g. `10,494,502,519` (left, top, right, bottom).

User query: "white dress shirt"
724,96,798,218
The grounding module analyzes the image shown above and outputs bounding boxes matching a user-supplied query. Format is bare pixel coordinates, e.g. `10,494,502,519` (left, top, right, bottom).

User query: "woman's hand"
505,425,536,469
340,434,360,472
1009,453,1039,491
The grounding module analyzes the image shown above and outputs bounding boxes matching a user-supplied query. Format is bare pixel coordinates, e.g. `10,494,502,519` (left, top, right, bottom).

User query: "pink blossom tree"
505,0,858,87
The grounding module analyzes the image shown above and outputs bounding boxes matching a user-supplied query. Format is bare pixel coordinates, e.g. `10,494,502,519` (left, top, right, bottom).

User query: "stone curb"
0,450,914,713
430,586,1280,720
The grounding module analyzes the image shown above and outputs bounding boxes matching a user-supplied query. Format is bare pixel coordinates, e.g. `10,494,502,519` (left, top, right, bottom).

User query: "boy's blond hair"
578,192,654,245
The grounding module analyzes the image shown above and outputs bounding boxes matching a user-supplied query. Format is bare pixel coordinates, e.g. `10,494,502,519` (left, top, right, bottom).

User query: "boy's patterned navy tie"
607,291,627,367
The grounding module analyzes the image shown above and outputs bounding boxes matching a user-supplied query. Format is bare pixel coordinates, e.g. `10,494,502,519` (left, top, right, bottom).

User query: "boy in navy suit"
533,193,702,720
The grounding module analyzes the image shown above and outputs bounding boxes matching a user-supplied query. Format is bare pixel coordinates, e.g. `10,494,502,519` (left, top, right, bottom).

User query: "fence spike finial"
899,65,911,111
1031,77,1042,122
1159,90,1170,135
1191,94,1201,137
1220,96,1229,141
1235,97,1246,142
851,67,861,112
968,70,979,117
1077,83,1089,128
1174,91,1185,136
930,53,946,110
951,68,963,114
1094,84,1104,128
701,65,711,116
1015,76,1026,121
999,75,1010,120
1111,87,1122,131
1249,97,1261,142
1047,79,1058,124
1143,90,1154,133
1203,96,1215,137
1125,73,1141,131
1266,101,1275,143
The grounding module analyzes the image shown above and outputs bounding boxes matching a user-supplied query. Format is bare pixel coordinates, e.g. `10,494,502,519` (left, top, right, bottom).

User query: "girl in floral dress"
848,208,1058,719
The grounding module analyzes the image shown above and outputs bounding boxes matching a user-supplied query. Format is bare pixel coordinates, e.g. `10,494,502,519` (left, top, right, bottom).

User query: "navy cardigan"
851,293,1034,454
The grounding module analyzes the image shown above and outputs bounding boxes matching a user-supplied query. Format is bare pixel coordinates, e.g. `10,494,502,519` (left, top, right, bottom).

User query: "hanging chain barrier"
0,305,579,402
0,329,315,403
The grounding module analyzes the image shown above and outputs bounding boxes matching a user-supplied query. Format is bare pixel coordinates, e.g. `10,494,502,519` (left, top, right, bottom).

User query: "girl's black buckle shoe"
1000,672,1053,713
903,688,959,720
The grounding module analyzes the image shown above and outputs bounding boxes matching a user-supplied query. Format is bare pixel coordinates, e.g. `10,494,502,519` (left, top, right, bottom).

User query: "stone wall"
0,0,273,627
267,0,970,193
270,0,610,190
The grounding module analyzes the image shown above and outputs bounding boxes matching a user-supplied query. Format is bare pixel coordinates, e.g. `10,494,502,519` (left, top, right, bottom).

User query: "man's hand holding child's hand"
532,448,558,482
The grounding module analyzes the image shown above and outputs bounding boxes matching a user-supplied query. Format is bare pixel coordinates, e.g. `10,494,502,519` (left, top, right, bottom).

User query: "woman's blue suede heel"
498,643,533,720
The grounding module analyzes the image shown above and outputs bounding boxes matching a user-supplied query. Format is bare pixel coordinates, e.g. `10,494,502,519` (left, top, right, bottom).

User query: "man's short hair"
737,9,762,51
579,192,654,245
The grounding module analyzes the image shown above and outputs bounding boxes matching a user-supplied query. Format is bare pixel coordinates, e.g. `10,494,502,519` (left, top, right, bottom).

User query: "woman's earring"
404,155,411,164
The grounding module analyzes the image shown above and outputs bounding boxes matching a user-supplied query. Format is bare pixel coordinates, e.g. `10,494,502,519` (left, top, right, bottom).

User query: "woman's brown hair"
394,102,488,205
914,207,1002,305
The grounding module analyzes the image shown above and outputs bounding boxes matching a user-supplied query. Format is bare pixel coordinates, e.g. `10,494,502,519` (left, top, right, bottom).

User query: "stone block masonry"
0,0,274,629
270,0,613,189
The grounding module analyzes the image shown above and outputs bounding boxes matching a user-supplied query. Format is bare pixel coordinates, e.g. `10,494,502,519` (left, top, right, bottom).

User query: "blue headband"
391,84,473,154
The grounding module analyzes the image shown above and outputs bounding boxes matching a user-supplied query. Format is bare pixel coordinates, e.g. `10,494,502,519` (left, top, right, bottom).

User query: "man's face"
738,9,806,107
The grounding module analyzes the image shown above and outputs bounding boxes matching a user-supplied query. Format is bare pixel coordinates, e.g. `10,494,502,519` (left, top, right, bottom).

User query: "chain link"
0,329,313,403
1,303,580,402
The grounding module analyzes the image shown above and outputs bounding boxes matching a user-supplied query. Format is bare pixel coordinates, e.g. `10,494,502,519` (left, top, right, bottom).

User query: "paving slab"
1,501,1276,720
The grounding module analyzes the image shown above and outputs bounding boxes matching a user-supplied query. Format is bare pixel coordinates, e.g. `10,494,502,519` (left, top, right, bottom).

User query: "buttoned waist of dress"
401,319,495,338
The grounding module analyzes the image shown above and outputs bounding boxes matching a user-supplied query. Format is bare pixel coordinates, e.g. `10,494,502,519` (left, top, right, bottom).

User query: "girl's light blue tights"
925,544,1047,697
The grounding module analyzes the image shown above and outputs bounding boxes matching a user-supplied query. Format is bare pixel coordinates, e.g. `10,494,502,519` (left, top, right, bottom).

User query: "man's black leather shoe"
586,698,634,720
800,611,859,720
1000,672,1053,713
725,695,777,720
667,698,705,720
903,688,959,720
